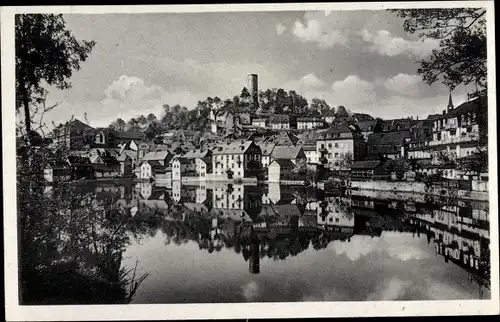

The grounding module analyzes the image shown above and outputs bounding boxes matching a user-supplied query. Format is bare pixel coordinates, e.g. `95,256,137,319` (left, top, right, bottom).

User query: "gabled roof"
116,153,131,162
351,160,382,169
270,159,295,168
318,124,356,140
367,131,412,146
357,120,379,132
271,146,304,160
256,142,277,156
272,204,302,217
269,114,289,123
212,140,257,155
297,117,322,122
142,150,171,161
172,157,191,164
183,148,211,159
146,160,165,169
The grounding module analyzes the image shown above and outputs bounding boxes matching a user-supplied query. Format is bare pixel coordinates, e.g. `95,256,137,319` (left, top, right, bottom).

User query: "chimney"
416,116,419,120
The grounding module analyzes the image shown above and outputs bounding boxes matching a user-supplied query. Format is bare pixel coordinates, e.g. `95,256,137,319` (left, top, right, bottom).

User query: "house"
301,144,318,168
269,114,291,130
268,159,296,183
141,150,173,167
212,140,262,180
316,124,367,170
43,164,72,183
92,163,120,178
270,146,306,165
357,120,381,140
297,117,324,130
94,128,145,148
183,148,213,179
381,118,417,133
322,109,336,124
429,94,486,165
252,118,267,128
211,110,241,134
256,142,277,168
140,160,166,180
237,112,252,125
117,153,133,177
350,160,389,181
49,119,95,150
367,131,412,160
172,157,190,180
90,154,104,164
352,113,374,122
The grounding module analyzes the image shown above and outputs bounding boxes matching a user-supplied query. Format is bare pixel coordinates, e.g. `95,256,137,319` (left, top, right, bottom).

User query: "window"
334,153,339,158
335,143,338,148
321,144,325,149
328,143,332,148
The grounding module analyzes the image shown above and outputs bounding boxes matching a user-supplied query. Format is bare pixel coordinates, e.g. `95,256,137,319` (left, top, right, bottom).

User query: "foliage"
384,159,411,180
389,8,486,91
16,14,96,142
338,152,354,170
336,105,349,118
456,147,488,177
311,98,333,115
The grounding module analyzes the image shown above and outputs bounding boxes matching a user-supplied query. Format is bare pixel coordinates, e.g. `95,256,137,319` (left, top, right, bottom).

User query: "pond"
18,180,491,304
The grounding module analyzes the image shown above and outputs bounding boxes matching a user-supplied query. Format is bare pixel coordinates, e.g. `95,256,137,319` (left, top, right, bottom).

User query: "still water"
21,180,491,304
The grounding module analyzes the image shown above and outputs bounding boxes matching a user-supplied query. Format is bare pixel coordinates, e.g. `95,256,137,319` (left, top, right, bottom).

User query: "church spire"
447,91,454,112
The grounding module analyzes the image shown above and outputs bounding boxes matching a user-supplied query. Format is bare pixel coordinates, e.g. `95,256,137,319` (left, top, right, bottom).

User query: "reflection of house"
92,163,120,178
268,159,295,183
212,141,262,180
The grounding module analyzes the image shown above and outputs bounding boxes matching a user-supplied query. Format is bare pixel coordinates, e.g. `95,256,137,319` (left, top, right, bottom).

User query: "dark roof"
270,159,295,168
357,120,379,132
447,96,486,118
297,117,322,122
147,160,165,169
351,160,382,169
427,114,442,120
318,124,356,140
269,114,290,123
172,157,191,164
368,131,412,146
115,131,145,140
271,146,304,160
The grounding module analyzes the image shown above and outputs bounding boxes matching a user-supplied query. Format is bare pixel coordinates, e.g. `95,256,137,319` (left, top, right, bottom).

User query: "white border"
2,2,498,320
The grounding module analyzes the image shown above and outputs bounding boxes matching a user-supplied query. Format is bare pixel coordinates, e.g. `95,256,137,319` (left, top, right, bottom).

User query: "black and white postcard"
2,2,498,320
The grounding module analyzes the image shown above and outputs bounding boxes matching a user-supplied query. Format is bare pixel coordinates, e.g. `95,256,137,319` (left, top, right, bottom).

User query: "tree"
109,118,126,131
457,147,488,179
384,159,411,180
16,14,96,144
389,8,486,92
311,98,332,115
146,113,157,123
336,105,348,118
339,152,354,170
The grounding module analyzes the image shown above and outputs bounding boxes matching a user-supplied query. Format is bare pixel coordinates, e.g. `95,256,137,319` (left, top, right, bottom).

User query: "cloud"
324,10,332,17
331,235,379,261
366,278,411,301
359,29,439,58
331,75,377,102
383,73,423,97
241,281,259,301
283,73,327,91
293,19,348,48
104,75,164,101
276,23,287,36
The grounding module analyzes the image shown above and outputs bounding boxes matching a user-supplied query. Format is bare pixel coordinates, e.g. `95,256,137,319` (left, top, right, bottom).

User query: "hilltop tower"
247,74,259,111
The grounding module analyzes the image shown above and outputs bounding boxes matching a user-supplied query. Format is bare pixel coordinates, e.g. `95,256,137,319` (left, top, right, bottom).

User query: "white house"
269,114,291,130
268,159,295,183
172,157,190,180
212,140,262,180
140,160,166,180
256,142,277,168
297,117,324,130
252,118,267,128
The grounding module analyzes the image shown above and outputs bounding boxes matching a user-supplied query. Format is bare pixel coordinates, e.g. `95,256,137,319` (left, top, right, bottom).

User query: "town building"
350,160,390,181
256,142,277,168
117,153,133,177
357,119,382,140
94,128,145,148
183,148,213,179
172,157,190,180
367,131,412,160
212,140,262,180
322,110,336,124
49,119,95,150
270,146,306,165
429,94,486,165
141,150,174,167
140,160,166,180
269,114,291,130
252,118,267,128
297,117,324,130
268,159,296,183
316,124,367,170
210,110,242,135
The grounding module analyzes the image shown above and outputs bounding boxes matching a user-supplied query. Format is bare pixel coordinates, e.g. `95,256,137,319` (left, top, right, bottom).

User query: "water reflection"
21,180,491,304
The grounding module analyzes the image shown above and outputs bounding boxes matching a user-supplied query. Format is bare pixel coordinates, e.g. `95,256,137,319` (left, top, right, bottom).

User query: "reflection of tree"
18,178,149,304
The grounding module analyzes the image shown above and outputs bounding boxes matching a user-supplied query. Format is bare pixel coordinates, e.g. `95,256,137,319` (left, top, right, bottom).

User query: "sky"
40,10,477,128
122,231,486,303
